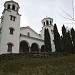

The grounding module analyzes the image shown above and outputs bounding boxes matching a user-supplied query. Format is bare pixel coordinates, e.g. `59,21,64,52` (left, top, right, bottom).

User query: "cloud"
0,0,74,34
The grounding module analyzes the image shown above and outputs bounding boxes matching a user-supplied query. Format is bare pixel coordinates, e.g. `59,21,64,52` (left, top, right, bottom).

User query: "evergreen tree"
44,28,52,52
66,31,73,52
71,28,75,52
61,36,64,52
54,24,62,52
62,25,73,52
61,25,67,52
62,25,66,37
44,28,47,52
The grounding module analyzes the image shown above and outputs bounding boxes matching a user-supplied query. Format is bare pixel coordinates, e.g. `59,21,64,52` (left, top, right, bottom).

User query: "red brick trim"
7,42,14,46
9,27,15,31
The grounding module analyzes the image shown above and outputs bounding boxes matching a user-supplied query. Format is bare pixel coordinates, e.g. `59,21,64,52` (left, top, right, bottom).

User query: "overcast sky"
0,0,75,34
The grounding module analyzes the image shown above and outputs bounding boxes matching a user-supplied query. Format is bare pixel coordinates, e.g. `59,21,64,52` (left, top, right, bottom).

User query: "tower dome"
3,0,20,13
41,17,53,26
41,17,55,52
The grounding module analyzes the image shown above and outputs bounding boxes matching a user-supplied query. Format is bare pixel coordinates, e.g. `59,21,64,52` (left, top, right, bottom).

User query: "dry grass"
0,54,75,75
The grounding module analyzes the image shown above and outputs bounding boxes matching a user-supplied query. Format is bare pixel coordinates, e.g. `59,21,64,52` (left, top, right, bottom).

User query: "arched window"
41,45,45,52
7,4,10,9
27,32,30,36
9,27,15,35
46,20,49,25
10,15,16,21
20,40,29,52
44,22,45,26
12,5,15,10
31,43,39,52
51,30,54,34
50,21,52,25
7,42,14,52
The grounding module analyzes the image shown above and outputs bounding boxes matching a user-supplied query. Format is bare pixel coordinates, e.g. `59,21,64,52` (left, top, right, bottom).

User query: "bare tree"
58,0,75,24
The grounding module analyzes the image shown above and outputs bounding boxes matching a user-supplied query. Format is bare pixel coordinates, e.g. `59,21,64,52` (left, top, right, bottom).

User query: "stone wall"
0,52,72,61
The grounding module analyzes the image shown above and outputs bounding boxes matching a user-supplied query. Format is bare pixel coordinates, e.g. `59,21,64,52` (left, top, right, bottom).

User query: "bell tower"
41,17,55,52
0,0,21,54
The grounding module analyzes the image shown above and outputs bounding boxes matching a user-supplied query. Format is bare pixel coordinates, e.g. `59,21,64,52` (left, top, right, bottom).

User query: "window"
27,32,30,36
44,22,45,26
7,4,10,9
13,16,16,21
9,27,15,35
46,20,49,25
10,29,13,35
51,30,54,34
12,5,15,10
10,16,12,20
10,15,16,21
8,44,12,52
7,42,14,52
50,21,52,25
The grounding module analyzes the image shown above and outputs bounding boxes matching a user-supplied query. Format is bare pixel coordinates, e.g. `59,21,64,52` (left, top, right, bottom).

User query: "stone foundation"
0,52,72,61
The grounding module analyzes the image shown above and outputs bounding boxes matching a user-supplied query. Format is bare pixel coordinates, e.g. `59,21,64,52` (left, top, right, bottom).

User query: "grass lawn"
0,54,75,75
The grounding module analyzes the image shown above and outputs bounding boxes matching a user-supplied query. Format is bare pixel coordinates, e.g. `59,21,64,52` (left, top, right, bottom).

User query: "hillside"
0,54,75,75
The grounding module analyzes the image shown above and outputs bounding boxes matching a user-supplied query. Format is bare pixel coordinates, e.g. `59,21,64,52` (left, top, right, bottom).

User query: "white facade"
0,0,55,54
41,18,55,52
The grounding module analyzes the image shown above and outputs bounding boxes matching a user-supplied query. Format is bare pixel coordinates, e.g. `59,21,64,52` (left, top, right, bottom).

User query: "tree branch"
59,6,75,21
57,12,73,21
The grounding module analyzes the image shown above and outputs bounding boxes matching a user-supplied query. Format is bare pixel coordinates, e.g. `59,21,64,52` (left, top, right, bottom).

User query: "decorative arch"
20,40,29,53
41,45,45,52
7,42,14,46
31,43,39,52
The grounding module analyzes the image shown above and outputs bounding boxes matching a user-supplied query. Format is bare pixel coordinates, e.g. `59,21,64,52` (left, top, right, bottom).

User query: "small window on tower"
7,42,14,52
50,21,52,25
7,4,10,9
9,27,15,35
46,20,49,25
10,15,16,21
12,5,15,10
44,22,45,26
13,17,16,21
10,15,13,20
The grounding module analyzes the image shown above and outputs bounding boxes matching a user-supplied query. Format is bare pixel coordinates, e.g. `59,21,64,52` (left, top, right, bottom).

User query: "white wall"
20,27,41,39
20,35,44,50
0,10,20,54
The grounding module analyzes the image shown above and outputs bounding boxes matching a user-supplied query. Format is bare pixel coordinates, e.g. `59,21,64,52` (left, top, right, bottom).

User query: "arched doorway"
41,45,45,52
20,40,29,52
31,43,39,52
